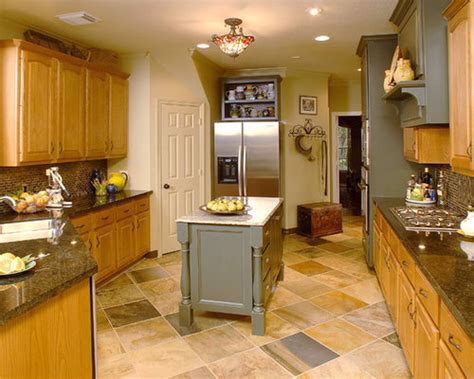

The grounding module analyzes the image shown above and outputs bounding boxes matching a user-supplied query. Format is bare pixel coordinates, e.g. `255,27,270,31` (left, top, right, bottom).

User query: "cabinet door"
379,236,390,299
415,298,440,379
439,340,466,379
448,5,472,172
93,224,116,282
403,127,418,162
20,49,56,163
116,216,135,268
57,60,85,161
79,231,93,251
387,249,399,326
398,269,416,372
109,75,128,157
373,223,382,276
86,69,109,158
135,211,150,257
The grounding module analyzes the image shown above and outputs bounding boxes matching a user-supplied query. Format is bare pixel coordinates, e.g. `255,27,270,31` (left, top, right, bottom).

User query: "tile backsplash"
444,167,473,215
0,160,107,213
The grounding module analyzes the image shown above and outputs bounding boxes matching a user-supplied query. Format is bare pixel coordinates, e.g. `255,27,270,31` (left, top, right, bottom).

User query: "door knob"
163,184,170,189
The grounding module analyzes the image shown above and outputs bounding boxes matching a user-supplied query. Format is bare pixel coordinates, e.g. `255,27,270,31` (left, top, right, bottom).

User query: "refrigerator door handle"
238,145,243,196
242,145,247,196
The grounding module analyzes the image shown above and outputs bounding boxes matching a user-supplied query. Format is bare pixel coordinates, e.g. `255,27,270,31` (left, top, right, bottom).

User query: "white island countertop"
176,197,283,227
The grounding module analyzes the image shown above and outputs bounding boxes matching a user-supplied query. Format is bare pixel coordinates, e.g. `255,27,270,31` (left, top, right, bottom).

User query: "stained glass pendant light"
211,18,255,58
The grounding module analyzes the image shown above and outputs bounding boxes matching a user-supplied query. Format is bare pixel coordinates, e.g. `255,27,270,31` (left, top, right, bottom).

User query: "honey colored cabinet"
92,223,117,282
398,269,416,372
135,210,151,257
86,69,109,158
387,249,399,326
57,60,86,160
439,340,466,379
415,297,440,379
116,216,135,268
403,127,450,164
20,49,57,163
444,1,473,175
109,75,128,157
373,223,382,276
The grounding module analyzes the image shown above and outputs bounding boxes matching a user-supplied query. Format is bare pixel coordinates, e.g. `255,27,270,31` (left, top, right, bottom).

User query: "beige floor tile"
184,324,254,363
130,339,204,377
97,329,125,360
281,267,307,282
97,284,145,308
343,302,395,338
346,340,410,378
321,234,352,243
139,277,180,297
171,366,215,379
338,261,375,280
283,239,311,253
267,286,304,310
165,311,228,337
99,273,134,291
298,355,375,379
313,254,355,270
97,308,112,332
305,318,376,355
209,347,292,379
280,278,333,299
157,251,181,266
98,353,138,379
292,247,333,259
283,251,308,265
318,242,354,254
163,263,182,276
289,261,332,276
230,312,299,346
340,238,364,249
310,290,367,316
312,270,360,289
127,257,160,271
341,278,384,304
339,248,365,261
147,290,181,316
115,317,178,351
273,301,334,329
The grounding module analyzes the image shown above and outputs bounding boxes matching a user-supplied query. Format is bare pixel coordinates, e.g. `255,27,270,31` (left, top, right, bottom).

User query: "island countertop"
0,190,152,325
176,197,283,226
374,197,474,340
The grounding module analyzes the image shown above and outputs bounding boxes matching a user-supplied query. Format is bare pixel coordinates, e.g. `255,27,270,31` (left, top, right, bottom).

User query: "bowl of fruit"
0,252,36,276
1,190,50,214
201,197,250,215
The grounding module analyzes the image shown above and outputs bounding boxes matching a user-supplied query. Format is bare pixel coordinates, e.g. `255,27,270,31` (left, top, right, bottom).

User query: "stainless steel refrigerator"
214,121,280,197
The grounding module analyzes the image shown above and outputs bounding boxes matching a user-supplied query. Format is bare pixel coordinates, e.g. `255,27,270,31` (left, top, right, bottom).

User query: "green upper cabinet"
385,0,450,127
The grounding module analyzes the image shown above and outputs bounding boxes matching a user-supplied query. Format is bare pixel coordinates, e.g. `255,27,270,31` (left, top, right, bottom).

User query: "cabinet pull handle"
96,236,100,248
407,299,413,317
467,144,472,160
101,216,109,221
265,257,270,264
124,209,130,213
402,260,409,268
448,335,463,352
76,224,85,229
110,140,114,151
50,142,54,154
88,240,93,250
418,288,428,298
59,142,63,154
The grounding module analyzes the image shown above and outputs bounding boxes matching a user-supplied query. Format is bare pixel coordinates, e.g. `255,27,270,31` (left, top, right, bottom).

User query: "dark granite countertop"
0,190,152,325
374,198,474,340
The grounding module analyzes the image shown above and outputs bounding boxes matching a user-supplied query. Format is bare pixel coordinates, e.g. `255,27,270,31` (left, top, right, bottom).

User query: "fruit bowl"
1,191,50,214
201,197,251,215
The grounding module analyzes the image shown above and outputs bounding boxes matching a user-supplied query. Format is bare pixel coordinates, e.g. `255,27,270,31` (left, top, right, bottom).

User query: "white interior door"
160,103,202,253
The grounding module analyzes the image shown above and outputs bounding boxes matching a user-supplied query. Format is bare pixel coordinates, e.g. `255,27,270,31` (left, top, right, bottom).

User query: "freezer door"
214,122,243,197
243,122,280,197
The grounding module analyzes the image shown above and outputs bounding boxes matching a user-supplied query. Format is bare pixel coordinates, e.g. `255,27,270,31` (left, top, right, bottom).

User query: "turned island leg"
178,223,193,327
252,246,265,336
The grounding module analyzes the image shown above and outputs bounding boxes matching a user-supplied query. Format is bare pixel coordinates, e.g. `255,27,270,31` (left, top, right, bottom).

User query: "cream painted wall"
329,80,362,113
281,70,331,229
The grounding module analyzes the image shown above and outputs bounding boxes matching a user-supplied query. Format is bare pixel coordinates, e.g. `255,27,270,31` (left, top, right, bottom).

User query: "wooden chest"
297,202,343,239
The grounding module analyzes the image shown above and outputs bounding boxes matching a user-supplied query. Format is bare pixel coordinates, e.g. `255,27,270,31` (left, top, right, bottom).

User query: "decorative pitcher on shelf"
108,171,129,192
393,59,415,83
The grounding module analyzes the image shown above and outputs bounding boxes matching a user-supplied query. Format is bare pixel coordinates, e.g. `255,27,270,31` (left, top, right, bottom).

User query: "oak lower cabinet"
398,269,416,372
93,223,117,282
373,222,382,276
415,297,440,379
116,216,136,268
135,211,150,257
439,340,466,379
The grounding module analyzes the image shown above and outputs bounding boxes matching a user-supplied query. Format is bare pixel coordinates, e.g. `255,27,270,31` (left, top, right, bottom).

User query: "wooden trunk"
297,202,343,239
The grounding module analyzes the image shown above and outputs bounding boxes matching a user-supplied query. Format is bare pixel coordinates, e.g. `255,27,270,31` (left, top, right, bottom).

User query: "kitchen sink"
0,220,54,243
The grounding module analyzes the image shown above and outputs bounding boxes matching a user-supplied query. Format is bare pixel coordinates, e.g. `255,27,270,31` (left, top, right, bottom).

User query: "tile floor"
96,216,410,378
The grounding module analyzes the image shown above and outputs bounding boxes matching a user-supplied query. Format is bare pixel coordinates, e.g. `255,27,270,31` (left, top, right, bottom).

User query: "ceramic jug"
108,171,129,192
384,70,395,93
266,83,275,100
235,86,245,100
226,90,236,101
393,59,415,83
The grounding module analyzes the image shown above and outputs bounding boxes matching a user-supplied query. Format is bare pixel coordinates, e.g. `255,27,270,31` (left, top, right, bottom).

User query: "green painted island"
176,197,283,335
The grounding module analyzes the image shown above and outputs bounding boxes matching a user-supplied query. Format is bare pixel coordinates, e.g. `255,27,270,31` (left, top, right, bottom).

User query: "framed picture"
299,95,318,115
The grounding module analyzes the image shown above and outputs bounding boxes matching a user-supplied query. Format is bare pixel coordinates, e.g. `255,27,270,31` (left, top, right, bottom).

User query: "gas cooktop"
390,207,464,232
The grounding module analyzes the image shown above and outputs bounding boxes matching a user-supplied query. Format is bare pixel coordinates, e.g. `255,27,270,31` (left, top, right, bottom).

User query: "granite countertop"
0,190,152,325
176,197,283,226
374,198,474,340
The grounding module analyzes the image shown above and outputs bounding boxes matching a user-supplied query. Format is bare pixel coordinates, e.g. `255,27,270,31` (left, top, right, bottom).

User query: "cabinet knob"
58,142,63,154
448,335,463,352
50,142,54,155
163,184,170,189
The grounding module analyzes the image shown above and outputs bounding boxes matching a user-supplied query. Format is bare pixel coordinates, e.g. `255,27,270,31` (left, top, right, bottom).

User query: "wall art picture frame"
299,95,318,115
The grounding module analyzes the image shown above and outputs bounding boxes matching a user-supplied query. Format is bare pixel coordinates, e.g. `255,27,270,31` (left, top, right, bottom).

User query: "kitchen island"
176,197,283,335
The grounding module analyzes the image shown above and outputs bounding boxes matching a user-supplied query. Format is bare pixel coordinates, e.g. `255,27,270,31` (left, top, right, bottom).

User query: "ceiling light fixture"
56,11,101,25
308,7,322,16
315,35,330,42
196,43,210,49
211,18,255,58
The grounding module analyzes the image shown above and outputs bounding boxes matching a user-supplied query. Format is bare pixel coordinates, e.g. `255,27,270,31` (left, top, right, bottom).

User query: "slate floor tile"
104,299,161,328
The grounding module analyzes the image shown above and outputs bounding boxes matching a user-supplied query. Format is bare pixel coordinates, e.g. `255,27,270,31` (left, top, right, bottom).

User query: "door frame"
155,100,206,255
330,111,362,205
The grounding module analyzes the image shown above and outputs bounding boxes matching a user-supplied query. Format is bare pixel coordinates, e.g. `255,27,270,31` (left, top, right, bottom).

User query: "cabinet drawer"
262,222,271,250
93,207,115,228
70,213,92,234
262,246,271,279
415,267,440,325
399,244,416,285
440,302,473,376
134,196,150,213
116,201,134,221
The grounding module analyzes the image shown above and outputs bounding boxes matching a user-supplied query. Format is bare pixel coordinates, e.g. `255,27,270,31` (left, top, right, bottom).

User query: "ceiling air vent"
56,11,101,26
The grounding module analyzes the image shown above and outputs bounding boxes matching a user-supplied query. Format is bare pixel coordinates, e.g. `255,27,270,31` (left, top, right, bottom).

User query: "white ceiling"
0,0,397,80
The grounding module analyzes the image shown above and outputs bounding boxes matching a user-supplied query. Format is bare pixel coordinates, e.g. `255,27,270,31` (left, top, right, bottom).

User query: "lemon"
0,256,13,274
1,252,15,260
10,257,25,272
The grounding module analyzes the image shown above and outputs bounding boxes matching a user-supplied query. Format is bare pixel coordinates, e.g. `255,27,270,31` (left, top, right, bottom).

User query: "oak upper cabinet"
444,1,473,175
57,60,86,161
403,127,450,164
86,69,109,158
398,269,416,372
20,49,57,163
109,74,128,157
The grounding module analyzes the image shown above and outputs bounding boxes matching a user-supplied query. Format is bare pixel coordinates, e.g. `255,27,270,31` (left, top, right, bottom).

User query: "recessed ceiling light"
291,55,301,59
308,7,322,16
315,35,330,42
357,68,362,72
56,11,101,25
196,43,210,49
